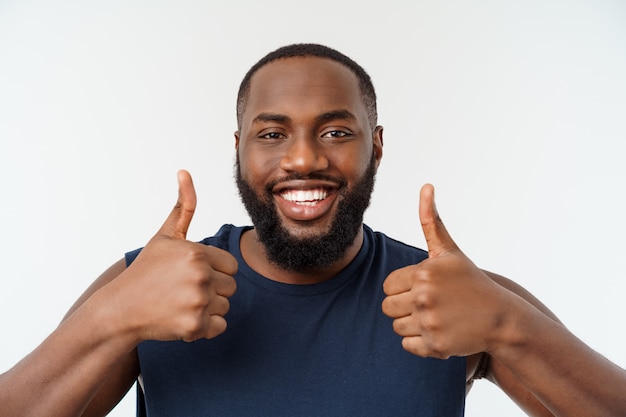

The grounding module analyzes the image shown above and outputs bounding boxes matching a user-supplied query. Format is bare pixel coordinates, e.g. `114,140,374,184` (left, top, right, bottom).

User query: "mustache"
265,173,347,193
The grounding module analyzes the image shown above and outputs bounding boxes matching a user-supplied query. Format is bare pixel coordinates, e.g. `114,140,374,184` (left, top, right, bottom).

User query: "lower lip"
275,192,337,222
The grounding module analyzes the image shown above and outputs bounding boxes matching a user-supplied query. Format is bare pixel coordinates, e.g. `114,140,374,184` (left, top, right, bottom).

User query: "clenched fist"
382,184,516,359
104,170,238,343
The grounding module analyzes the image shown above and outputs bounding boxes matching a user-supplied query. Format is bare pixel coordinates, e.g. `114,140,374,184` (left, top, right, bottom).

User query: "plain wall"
1,1,625,415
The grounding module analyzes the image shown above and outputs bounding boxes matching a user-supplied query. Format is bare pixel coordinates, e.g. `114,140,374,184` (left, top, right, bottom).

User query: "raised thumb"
157,169,197,240
419,183,458,258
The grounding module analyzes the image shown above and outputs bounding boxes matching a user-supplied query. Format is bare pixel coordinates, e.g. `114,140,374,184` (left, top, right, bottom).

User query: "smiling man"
235,53,381,281
1,43,625,417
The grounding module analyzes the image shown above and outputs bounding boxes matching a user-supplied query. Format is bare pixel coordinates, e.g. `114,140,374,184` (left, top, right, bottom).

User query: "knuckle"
381,295,395,309
207,246,239,274
184,245,208,264
188,292,209,309
210,297,230,316
205,316,227,339
178,315,205,341
401,337,424,357
221,298,231,315
382,296,406,318
227,258,239,275
223,276,237,296
392,319,408,335
392,319,402,333
413,290,433,309
187,267,211,287
427,339,445,357
420,312,440,333
414,268,433,285
421,333,449,359
209,275,237,298
382,277,394,295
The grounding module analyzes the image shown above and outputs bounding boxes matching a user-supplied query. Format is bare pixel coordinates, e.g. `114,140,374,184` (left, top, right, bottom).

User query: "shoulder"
363,225,428,258
198,224,237,248
125,224,251,266
361,225,429,278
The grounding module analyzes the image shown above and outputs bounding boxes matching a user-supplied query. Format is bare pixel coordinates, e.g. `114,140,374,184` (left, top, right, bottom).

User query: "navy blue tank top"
126,224,466,416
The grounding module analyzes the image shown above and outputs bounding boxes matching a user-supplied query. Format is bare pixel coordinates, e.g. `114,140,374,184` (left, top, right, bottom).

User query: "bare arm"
382,184,626,417
483,271,626,417
476,272,571,416
62,260,141,417
0,171,238,417
0,260,142,417
464,272,557,417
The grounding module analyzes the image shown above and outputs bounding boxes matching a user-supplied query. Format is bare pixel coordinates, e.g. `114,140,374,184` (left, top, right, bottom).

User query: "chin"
279,217,334,240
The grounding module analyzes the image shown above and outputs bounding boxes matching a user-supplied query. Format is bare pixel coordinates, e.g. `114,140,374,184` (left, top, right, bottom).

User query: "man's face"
235,56,383,272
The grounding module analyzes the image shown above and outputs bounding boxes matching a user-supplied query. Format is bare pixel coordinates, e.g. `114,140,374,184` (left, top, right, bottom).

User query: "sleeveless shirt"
126,224,466,416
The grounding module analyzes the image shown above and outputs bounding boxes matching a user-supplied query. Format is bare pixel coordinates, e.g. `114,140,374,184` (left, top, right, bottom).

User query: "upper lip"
272,179,340,194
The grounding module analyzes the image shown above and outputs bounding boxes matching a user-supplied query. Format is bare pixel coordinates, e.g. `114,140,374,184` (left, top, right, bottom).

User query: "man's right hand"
105,169,238,343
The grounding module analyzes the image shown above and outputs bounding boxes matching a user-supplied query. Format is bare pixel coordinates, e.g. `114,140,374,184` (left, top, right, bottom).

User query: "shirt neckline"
228,225,372,296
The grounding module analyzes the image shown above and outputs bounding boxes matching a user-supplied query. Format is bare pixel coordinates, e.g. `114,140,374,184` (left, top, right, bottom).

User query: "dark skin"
0,56,624,417
235,56,382,284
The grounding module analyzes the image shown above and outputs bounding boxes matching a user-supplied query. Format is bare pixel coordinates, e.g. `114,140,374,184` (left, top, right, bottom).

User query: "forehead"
242,56,366,126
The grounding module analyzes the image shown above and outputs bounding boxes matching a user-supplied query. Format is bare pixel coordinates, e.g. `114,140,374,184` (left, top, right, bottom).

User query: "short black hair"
236,43,378,130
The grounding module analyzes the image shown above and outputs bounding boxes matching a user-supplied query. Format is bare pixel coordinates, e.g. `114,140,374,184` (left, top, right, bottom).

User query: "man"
1,43,624,416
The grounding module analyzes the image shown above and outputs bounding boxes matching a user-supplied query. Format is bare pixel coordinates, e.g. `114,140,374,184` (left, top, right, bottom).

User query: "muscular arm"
482,271,626,417
0,260,141,417
0,171,238,417
388,253,626,417
62,260,141,417
465,272,558,417
383,184,626,417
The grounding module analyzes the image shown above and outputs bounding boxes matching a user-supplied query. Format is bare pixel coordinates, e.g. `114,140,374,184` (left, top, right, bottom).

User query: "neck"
239,227,364,285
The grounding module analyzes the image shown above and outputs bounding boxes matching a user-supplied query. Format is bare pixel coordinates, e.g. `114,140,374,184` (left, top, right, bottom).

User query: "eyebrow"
252,113,291,124
251,109,357,125
315,109,357,124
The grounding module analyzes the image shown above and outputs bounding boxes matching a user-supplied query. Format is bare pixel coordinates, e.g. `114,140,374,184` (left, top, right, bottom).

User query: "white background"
1,1,625,416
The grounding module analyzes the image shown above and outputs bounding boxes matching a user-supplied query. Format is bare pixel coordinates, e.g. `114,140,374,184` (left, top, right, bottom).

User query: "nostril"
280,139,329,174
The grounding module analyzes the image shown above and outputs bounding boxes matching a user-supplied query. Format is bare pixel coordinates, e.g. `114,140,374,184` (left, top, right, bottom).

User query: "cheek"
238,148,279,186
337,146,373,178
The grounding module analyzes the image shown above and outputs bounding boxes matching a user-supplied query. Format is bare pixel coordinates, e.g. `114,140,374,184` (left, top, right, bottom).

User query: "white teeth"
282,189,328,204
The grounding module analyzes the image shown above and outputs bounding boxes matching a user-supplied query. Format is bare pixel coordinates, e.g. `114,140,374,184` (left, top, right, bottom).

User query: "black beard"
235,155,377,274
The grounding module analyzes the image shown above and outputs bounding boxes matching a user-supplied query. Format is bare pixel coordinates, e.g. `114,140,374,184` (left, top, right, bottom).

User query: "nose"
279,134,329,175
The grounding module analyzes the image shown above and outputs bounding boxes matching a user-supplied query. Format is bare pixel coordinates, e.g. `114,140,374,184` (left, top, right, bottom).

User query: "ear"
373,125,384,169
234,131,241,150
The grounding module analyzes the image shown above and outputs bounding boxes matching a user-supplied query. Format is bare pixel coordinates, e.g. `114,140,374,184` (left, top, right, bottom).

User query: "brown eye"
261,132,284,139
322,130,349,138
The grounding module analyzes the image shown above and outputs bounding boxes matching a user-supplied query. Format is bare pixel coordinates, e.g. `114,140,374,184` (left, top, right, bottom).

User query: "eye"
259,131,285,140
321,130,351,139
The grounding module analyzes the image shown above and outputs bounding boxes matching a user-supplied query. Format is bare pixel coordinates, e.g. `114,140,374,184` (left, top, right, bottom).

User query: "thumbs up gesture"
382,184,512,359
105,170,238,343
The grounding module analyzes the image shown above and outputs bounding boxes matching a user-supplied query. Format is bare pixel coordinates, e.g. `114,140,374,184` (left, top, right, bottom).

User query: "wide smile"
273,181,340,222
280,188,329,206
